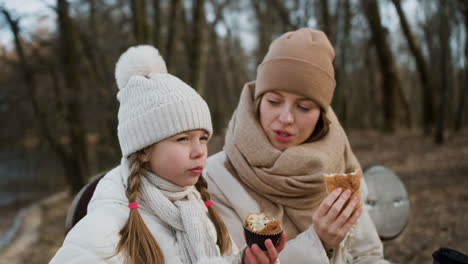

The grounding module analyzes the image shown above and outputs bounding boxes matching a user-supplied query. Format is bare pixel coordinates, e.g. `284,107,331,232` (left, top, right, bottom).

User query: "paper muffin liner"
243,225,283,251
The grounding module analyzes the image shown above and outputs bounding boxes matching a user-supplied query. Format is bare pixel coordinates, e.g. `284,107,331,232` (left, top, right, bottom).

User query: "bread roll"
323,169,361,209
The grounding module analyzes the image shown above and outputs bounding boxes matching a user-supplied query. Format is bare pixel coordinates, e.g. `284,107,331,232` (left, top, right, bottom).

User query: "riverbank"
0,191,71,264
1,129,467,263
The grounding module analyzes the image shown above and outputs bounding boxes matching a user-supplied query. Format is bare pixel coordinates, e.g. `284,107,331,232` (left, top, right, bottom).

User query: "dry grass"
348,129,468,263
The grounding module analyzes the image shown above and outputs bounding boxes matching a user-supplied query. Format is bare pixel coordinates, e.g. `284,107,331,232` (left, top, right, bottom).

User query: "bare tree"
57,0,89,191
392,0,434,134
165,0,181,73
2,5,88,193
362,0,408,132
270,0,297,31
317,0,332,42
252,0,272,65
131,0,151,44
207,0,241,130
188,0,207,95
333,0,352,127
455,0,467,131
435,0,451,143
152,0,162,47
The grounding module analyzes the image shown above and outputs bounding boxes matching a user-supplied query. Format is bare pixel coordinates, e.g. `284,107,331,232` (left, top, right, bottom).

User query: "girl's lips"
273,130,293,142
189,166,203,174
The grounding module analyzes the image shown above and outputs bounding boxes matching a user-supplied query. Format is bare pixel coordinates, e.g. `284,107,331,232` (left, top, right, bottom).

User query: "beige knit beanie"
115,45,212,157
255,28,336,111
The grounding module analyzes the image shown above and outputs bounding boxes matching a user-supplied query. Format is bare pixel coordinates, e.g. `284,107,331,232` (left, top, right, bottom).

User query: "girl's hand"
312,188,362,250
243,232,286,264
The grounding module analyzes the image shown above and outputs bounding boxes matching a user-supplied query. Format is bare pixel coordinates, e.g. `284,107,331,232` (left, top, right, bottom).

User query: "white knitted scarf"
122,160,219,263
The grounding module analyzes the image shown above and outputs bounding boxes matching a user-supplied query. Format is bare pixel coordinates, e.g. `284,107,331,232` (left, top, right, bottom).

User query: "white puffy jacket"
49,164,241,264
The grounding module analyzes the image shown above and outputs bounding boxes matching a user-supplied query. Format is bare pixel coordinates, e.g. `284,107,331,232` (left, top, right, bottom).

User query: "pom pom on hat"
115,45,167,90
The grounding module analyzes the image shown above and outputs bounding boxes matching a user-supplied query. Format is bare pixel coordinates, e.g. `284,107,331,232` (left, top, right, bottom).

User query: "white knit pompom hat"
115,45,212,157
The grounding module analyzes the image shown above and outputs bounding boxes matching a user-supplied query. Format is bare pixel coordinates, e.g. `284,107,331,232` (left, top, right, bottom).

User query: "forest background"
0,0,467,263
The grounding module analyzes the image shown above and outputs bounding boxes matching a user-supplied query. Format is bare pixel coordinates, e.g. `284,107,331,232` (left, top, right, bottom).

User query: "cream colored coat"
205,152,390,264
49,165,242,264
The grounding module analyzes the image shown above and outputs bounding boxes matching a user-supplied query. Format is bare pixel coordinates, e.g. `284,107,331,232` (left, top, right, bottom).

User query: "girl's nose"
190,141,206,159
278,108,294,124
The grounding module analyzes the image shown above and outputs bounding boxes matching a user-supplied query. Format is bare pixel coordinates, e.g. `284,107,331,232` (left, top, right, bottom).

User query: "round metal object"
363,165,410,240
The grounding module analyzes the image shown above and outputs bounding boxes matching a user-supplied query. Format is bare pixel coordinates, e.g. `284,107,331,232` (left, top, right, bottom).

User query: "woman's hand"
313,188,362,250
243,232,286,264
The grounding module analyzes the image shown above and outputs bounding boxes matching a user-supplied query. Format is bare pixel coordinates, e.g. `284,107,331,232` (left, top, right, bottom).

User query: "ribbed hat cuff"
118,98,212,157
255,58,335,110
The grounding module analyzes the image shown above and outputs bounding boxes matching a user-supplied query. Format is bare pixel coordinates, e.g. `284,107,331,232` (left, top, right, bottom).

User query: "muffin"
243,213,283,250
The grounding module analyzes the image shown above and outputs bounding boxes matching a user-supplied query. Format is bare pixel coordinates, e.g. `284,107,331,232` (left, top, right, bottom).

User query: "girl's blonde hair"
113,151,232,264
255,95,331,143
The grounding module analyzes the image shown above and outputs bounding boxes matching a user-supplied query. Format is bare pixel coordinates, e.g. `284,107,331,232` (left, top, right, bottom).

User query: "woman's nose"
278,108,294,124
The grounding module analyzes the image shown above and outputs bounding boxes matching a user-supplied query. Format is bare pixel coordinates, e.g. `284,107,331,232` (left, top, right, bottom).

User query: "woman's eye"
177,137,189,142
297,105,310,111
267,99,280,105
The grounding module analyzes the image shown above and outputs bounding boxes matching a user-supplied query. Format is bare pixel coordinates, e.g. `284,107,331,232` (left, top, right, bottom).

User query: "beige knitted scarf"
224,82,361,240
122,159,219,264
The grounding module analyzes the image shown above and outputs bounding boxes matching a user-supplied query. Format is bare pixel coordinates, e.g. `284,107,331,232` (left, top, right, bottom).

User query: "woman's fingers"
314,188,343,217
313,190,362,250
342,207,362,231
333,196,357,227
326,189,351,220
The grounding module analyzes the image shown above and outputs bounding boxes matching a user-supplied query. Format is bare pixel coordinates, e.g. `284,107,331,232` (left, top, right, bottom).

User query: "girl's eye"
267,99,280,105
177,137,189,142
200,136,209,141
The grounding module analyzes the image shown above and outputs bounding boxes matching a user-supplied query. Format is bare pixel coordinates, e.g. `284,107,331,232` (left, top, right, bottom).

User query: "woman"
204,28,389,263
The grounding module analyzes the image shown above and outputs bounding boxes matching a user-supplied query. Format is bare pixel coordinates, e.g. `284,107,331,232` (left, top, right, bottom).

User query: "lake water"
0,149,65,249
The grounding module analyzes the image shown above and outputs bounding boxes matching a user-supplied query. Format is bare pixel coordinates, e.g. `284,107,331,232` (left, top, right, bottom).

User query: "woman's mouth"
189,166,203,175
273,130,293,142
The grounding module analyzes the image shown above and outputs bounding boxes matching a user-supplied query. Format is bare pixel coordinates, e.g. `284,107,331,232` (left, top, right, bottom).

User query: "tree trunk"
270,0,296,31
208,0,237,129
208,26,226,132
455,0,468,131
57,0,88,192
334,0,351,127
188,0,206,95
152,0,162,48
318,0,332,42
252,0,272,65
362,0,404,132
435,0,450,143
365,43,379,129
84,0,118,158
131,0,151,44
228,34,245,97
392,0,434,134
165,0,181,73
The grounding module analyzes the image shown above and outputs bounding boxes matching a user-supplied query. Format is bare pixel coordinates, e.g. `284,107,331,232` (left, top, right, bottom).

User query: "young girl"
49,45,285,264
